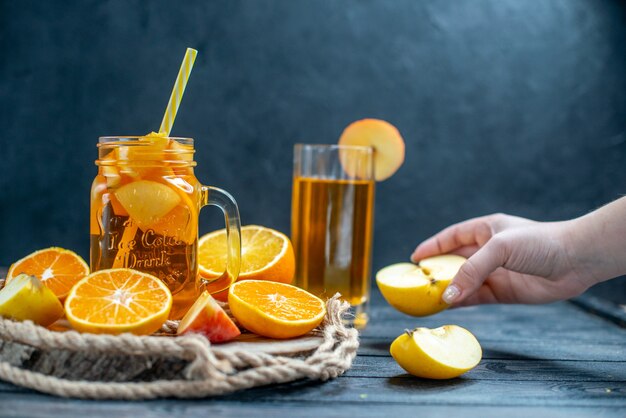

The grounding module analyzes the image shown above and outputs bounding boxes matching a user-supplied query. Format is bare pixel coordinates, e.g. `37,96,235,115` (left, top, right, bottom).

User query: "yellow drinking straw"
159,47,198,136
112,48,197,269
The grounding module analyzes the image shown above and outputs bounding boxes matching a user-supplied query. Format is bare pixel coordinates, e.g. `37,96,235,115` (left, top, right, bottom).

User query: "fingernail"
442,285,460,304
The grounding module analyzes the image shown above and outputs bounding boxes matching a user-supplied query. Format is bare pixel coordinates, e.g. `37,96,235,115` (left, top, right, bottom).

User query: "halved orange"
6,247,89,300
64,268,172,335
228,280,326,339
198,225,295,284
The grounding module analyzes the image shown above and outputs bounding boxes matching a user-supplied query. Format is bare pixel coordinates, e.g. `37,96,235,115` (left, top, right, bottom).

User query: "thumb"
442,237,507,304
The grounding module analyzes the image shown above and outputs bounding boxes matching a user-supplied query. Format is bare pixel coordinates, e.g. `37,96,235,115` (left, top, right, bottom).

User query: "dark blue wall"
1,1,625,298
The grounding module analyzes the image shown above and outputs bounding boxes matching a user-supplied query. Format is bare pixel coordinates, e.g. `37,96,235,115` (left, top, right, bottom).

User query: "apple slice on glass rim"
338,118,405,181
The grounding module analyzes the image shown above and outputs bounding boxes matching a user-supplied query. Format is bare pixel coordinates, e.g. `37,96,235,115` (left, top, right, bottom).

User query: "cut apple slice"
390,325,482,379
376,254,466,317
177,291,241,343
419,255,466,281
0,274,65,327
114,180,181,230
338,118,405,181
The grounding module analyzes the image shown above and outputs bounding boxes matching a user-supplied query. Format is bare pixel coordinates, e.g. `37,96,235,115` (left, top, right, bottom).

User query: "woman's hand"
410,205,626,307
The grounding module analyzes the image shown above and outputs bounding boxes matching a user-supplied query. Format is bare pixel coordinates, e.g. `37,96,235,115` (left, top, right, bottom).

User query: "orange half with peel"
64,268,172,335
228,280,326,339
198,225,295,284
6,247,89,300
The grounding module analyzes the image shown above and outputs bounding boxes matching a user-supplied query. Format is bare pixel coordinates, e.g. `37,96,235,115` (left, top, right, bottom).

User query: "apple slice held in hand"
376,255,466,317
338,118,405,181
390,325,482,379
177,291,241,343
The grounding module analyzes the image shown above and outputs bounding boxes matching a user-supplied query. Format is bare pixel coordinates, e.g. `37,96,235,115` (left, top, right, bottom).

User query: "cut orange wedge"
198,225,295,284
64,268,172,335
6,247,89,300
228,280,326,339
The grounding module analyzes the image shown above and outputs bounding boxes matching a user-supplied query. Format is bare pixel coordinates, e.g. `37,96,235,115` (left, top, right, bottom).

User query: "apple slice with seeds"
390,325,482,379
338,118,405,181
376,255,466,317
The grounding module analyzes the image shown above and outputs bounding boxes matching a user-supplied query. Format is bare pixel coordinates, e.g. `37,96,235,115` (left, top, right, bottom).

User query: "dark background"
1,1,625,301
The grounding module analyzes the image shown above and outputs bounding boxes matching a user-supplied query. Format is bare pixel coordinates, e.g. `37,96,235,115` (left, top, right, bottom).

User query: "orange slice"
228,280,326,339
6,247,89,300
198,225,295,284
64,268,172,335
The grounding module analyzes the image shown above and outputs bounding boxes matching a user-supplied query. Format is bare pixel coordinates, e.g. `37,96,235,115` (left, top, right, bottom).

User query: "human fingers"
441,237,508,304
451,245,480,258
450,285,499,307
411,217,494,262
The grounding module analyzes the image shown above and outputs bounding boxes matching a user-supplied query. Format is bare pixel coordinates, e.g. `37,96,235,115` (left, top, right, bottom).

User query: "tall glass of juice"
291,144,375,328
90,135,241,319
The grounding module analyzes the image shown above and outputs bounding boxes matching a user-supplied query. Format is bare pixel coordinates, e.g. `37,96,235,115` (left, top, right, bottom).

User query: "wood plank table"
1,287,625,417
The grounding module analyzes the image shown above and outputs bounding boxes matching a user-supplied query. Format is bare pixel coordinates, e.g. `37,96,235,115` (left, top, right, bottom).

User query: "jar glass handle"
200,185,241,294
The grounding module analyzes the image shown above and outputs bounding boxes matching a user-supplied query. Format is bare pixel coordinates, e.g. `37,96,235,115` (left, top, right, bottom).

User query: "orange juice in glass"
90,135,241,319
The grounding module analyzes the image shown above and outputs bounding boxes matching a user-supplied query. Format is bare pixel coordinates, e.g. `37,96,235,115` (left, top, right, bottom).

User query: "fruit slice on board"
0,274,64,327
390,325,482,379
198,225,295,284
338,118,405,181
64,268,172,335
376,255,466,317
177,291,240,343
114,180,181,230
228,280,325,339
6,247,89,300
